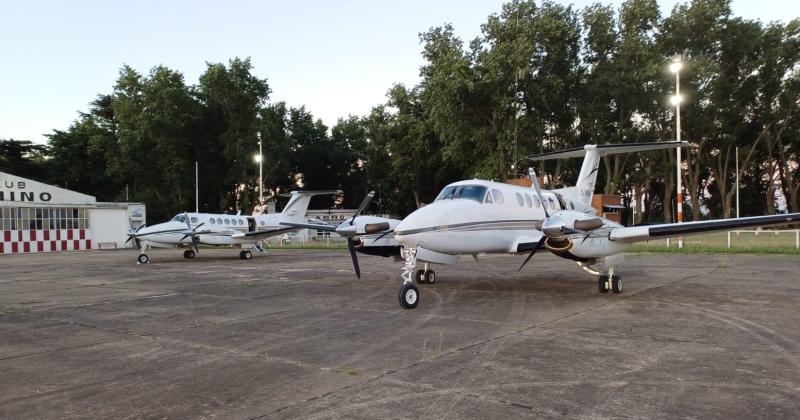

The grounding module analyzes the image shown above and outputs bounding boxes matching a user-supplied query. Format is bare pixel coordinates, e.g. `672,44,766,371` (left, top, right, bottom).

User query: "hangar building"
0,171,145,254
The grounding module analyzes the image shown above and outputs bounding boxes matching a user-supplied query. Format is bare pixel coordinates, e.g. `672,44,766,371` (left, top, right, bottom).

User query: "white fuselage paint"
136,212,289,247
393,179,630,260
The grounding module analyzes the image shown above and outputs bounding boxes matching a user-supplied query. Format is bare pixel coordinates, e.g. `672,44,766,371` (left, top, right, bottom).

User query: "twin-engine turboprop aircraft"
126,190,340,264
332,141,798,309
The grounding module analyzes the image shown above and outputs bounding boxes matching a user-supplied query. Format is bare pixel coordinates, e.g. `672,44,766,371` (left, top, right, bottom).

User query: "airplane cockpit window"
171,214,187,223
190,217,198,224
435,186,458,201
434,185,488,203
484,191,493,204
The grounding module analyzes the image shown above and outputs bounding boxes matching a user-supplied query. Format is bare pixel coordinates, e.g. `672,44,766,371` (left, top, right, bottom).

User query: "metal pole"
676,69,683,249
727,231,731,249
195,161,199,213
257,133,263,203
735,146,740,218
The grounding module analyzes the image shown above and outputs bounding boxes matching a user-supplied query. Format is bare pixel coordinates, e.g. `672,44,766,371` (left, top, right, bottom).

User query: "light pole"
670,54,684,248
255,132,263,204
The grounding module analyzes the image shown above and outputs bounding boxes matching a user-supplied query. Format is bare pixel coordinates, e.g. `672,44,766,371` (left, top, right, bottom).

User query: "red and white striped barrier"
0,229,93,254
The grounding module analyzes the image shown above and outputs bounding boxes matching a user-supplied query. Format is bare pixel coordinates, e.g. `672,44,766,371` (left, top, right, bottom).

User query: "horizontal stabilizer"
528,141,688,161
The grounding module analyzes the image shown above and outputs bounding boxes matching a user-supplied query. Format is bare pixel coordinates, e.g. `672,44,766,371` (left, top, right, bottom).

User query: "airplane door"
247,217,256,232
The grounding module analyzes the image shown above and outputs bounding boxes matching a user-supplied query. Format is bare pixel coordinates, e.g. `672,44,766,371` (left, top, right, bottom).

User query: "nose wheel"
183,250,196,259
399,283,419,309
239,250,252,260
137,253,149,264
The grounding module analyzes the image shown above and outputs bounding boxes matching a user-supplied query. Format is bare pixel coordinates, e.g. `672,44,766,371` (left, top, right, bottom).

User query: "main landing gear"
414,263,436,284
239,250,252,260
183,250,196,259
597,267,622,294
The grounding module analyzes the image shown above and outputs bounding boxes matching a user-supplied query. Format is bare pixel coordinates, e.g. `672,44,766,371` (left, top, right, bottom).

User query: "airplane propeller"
518,167,606,271
336,191,375,279
333,191,395,279
179,212,205,254
125,224,146,250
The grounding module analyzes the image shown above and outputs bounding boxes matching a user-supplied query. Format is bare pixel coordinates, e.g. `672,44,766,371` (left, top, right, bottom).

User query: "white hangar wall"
0,171,145,254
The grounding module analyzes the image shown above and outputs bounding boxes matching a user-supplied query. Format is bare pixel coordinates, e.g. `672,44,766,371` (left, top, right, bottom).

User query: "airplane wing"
609,213,800,243
230,225,309,240
279,221,337,232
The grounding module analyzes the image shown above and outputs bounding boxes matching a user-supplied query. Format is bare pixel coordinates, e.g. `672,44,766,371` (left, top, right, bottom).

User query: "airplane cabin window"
210,218,216,224
217,218,222,224
238,219,244,226
548,197,557,209
515,193,524,207
524,194,533,208
224,219,230,225
190,217,198,224
570,202,575,210
259,221,266,226
491,189,504,204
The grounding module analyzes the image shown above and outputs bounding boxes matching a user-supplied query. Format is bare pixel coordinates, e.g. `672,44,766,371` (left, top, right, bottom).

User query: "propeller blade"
134,238,142,251
364,222,390,234
347,237,361,279
193,222,205,232
349,191,375,225
518,236,547,272
528,167,549,219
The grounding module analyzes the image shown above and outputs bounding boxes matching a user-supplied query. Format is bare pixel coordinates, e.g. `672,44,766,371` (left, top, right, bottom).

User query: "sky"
0,0,795,144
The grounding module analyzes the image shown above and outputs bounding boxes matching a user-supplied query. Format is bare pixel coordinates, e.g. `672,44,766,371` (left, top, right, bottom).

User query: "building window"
0,207,88,231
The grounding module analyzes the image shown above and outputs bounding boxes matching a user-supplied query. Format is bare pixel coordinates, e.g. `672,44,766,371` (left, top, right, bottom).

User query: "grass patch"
339,367,361,376
629,244,800,255
0,305,14,316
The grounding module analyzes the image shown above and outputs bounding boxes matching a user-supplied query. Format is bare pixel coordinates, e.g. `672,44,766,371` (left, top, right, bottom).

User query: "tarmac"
1,248,799,419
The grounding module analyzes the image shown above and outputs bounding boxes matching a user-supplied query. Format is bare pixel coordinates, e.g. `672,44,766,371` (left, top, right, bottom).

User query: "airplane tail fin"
528,141,687,208
280,190,343,223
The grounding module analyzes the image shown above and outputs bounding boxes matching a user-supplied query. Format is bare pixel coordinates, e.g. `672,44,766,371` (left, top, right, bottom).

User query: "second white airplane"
127,190,340,264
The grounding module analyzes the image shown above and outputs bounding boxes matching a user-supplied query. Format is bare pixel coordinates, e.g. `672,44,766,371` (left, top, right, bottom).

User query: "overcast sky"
0,0,794,144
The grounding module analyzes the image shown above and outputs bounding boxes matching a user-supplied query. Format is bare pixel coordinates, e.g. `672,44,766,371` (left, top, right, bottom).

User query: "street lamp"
670,54,684,248
255,132,263,204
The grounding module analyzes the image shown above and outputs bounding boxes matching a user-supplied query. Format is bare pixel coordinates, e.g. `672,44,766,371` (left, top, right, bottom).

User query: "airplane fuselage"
136,212,290,247
393,180,629,260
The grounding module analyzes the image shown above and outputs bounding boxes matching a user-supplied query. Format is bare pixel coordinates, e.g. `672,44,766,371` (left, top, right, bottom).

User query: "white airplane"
328,141,798,309
126,190,340,264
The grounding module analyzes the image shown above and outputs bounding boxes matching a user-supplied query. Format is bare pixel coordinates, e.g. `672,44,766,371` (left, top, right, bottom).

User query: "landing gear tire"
598,275,609,293
137,253,149,264
415,269,426,284
424,270,436,284
398,283,419,309
240,250,253,260
611,275,622,294
183,250,196,259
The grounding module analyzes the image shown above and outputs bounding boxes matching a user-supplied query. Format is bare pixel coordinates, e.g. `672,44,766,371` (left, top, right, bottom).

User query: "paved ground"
1,249,799,419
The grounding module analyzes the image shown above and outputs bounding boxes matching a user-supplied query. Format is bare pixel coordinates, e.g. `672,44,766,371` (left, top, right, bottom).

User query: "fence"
650,230,800,250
